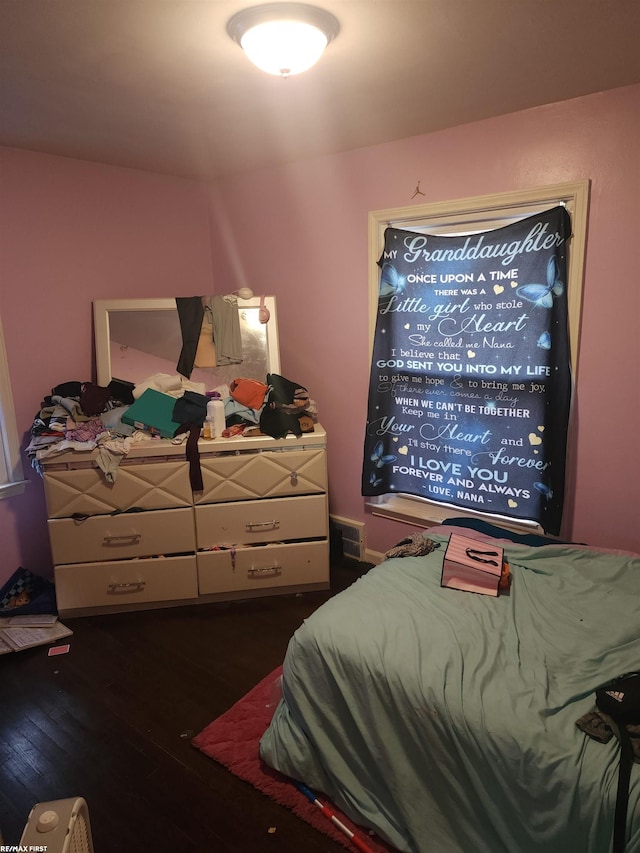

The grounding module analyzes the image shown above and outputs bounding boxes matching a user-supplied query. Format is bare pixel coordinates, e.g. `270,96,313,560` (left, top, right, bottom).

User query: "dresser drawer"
48,507,196,565
197,448,327,503
197,541,329,595
195,494,327,549
44,460,193,518
55,555,198,614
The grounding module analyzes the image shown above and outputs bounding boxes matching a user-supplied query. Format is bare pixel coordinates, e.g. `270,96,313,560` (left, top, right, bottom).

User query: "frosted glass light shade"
227,3,339,77
241,20,327,76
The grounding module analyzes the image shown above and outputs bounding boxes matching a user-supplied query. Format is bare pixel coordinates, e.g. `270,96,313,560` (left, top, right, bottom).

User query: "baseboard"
364,547,384,565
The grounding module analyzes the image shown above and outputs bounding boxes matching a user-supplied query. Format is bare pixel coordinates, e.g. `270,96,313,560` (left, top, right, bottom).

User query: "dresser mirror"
94,296,280,389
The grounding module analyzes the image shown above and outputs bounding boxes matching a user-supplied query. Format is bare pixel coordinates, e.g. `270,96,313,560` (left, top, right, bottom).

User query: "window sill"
0,480,28,499
365,494,544,535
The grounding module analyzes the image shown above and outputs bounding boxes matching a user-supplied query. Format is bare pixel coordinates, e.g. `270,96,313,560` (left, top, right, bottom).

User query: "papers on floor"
0,613,59,627
0,618,73,654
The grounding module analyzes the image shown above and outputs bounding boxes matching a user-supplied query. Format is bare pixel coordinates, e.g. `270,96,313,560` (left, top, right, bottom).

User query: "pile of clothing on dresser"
25,373,318,480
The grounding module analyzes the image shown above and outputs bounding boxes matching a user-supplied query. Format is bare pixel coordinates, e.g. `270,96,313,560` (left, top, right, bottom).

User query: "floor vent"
330,515,366,561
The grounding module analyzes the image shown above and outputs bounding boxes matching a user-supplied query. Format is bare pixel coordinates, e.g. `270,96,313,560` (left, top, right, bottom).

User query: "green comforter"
260,533,640,852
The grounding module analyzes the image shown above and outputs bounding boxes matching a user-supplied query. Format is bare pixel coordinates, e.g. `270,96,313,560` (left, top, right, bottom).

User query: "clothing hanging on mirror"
194,303,217,368
175,295,243,379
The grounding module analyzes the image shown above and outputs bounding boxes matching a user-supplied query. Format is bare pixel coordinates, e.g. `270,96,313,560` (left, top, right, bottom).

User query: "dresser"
42,427,330,617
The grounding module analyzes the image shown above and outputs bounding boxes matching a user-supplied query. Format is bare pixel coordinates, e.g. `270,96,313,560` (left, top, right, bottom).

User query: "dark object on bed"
441,515,582,546
384,532,440,559
596,672,640,853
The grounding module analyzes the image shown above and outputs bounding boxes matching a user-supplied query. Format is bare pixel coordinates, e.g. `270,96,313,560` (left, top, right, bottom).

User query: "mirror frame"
93,296,280,387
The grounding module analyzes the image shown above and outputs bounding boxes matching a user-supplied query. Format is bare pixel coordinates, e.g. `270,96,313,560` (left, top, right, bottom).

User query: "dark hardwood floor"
0,557,373,852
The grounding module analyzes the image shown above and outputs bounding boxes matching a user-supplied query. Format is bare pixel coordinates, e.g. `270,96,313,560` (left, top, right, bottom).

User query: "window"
0,314,26,498
366,180,589,532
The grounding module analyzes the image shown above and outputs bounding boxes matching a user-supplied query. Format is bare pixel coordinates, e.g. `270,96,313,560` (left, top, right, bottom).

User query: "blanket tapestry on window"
362,206,572,536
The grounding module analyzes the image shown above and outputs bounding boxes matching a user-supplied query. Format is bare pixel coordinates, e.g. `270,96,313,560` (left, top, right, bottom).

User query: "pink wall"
208,84,640,555
0,84,638,589
0,151,214,584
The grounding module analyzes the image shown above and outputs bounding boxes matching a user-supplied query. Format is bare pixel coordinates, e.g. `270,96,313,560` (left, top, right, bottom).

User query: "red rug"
192,666,397,853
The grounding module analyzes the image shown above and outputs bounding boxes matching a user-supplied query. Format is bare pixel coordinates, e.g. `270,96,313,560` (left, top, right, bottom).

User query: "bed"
259,521,640,853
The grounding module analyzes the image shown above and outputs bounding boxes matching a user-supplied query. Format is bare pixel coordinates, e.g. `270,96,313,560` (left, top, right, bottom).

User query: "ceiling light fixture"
227,3,339,77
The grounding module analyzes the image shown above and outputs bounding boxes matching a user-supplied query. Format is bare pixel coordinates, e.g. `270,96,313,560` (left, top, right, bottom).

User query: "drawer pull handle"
247,565,282,578
245,520,279,532
103,534,142,546
107,581,146,594
290,471,298,485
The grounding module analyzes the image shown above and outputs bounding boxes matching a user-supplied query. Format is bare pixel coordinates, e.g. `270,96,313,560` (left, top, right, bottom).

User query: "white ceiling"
2,1,639,181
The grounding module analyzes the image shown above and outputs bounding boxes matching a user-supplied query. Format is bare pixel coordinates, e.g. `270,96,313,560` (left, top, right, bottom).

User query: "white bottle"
203,399,225,439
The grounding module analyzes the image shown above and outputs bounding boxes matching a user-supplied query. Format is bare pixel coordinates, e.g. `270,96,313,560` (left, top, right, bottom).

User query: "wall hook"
412,180,425,199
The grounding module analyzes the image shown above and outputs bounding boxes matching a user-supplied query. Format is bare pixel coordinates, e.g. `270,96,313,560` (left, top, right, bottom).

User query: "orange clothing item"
229,378,269,410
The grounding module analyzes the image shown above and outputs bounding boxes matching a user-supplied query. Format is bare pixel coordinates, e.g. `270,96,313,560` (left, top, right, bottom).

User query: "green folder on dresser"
122,389,181,438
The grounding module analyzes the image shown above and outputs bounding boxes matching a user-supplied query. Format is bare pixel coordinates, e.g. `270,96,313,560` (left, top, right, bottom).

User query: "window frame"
366,180,589,532
0,314,27,498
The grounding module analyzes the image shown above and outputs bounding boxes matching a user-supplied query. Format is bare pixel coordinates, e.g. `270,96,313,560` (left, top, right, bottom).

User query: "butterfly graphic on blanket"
368,440,397,487
534,481,553,501
516,256,564,308
379,264,406,299
537,331,552,350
